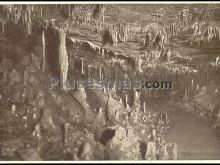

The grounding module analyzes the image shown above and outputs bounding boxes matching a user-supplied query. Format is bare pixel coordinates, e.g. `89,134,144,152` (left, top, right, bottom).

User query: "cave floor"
148,98,220,160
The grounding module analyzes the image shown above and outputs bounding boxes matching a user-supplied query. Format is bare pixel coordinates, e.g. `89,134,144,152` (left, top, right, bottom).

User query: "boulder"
17,147,41,161
40,108,56,131
21,54,31,67
73,87,87,109
1,71,8,84
145,141,156,160
32,55,42,70
12,88,23,103
80,142,94,160
34,91,46,108
9,69,22,85
93,107,106,130
0,58,13,72
107,93,124,120
107,126,141,160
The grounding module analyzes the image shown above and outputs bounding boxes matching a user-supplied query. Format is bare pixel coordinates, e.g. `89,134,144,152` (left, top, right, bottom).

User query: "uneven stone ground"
148,99,220,160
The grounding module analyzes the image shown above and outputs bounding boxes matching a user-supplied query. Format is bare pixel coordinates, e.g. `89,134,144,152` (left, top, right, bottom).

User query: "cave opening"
99,128,116,146
139,141,147,160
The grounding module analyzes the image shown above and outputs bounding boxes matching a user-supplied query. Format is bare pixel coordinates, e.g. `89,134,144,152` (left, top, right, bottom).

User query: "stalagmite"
143,102,146,113
161,145,169,160
196,84,200,91
94,107,106,128
22,116,28,120
125,94,128,109
102,48,105,56
215,56,219,65
148,111,151,118
81,58,84,75
167,49,171,62
191,79,194,89
33,113,37,120
32,123,41,140
103,86,107,94
99,66,102,81
112,82,116,94
135,91,138,100
31,53,34,65
58,29,69,91
11,105,16,114
42,30,46,71
64,123,70,145
145,141,156,160
119,98,122,104
137,57,143,73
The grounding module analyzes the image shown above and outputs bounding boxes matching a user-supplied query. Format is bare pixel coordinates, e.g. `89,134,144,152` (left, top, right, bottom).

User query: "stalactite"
2,5,34,35
58,28,69,91
42,30,46,71
68,5,71,17
40,6,43,18
1,20,6,34
27,7,32,35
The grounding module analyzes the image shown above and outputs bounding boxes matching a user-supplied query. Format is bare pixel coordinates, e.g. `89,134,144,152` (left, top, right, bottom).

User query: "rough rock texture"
17,148,41,161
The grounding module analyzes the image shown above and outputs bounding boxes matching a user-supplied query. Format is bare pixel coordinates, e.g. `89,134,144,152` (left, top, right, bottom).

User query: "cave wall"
45,27,60,78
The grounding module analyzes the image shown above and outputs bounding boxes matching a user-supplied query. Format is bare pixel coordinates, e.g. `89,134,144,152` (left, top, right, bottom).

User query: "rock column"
58,28,69,91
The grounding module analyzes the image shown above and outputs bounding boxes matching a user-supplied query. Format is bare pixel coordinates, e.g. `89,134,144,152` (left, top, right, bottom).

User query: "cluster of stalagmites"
136,49,198,74
103,23,131,45
163,6,220,46
0,35,83,160
142,23,168,49
93,86,176,160
190,21,220,45
0,45,174,160
74,39,219,128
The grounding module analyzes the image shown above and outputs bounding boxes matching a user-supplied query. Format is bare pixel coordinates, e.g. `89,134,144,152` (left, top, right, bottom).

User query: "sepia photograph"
0,1,219,162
